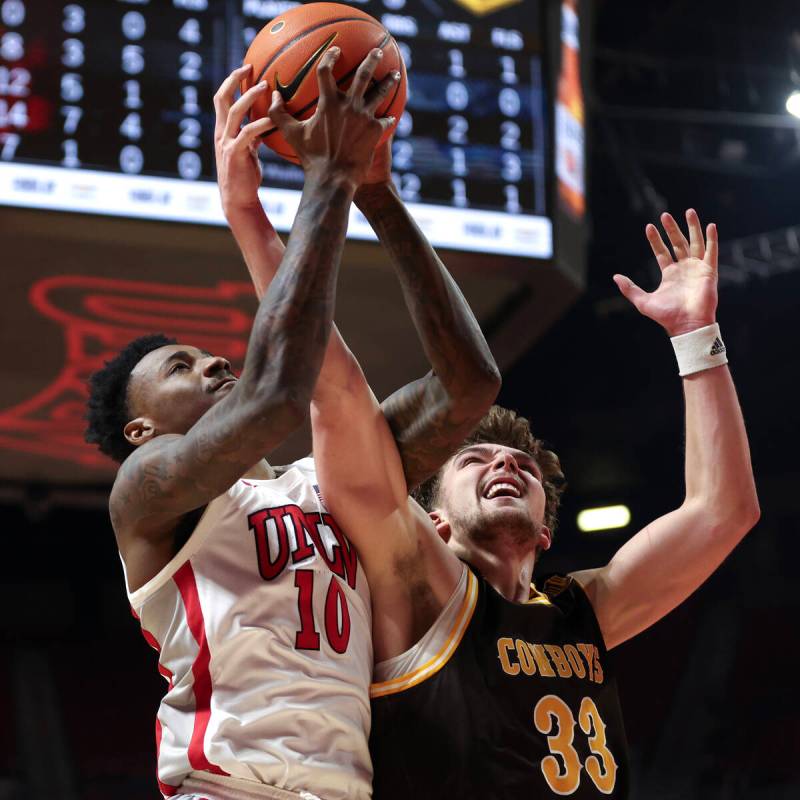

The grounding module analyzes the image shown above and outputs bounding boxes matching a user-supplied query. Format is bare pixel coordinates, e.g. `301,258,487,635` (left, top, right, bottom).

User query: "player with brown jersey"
310,209,760,798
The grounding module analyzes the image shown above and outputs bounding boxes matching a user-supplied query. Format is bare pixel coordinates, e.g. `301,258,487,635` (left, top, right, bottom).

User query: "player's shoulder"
110,434,186,522
539,573,574,599
537,571,608,647
535,572,591,612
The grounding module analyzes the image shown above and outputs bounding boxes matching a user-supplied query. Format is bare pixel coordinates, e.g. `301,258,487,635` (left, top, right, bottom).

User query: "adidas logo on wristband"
671,323,729,376
710,337,726,356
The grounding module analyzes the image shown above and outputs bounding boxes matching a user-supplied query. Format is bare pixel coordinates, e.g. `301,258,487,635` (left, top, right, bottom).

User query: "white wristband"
670,323,728,377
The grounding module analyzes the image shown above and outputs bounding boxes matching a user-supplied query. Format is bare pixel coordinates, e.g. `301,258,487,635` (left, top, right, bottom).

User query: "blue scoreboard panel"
0,0,557,257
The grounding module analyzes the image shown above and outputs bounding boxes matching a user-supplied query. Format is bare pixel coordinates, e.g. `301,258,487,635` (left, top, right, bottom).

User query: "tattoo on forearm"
113,178,355,529
357,183,500,488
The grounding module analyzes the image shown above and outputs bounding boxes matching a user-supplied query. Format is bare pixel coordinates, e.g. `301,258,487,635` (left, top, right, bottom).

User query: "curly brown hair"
413,405,567,533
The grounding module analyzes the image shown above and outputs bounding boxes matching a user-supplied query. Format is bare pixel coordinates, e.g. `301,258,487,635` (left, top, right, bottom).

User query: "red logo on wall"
0,275,255,472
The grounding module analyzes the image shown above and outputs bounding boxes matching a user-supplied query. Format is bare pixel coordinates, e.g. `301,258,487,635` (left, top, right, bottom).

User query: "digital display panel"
0,0,553,257
555,0,585,219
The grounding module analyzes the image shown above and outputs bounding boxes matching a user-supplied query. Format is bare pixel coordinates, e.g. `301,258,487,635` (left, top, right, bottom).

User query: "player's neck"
463,541,536,604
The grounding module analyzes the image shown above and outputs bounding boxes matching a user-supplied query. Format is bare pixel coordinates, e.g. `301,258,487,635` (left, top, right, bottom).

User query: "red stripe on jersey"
141,626,161,651
138,624,175,686
173,562,229,777
156,717,179,797
136,622,180,797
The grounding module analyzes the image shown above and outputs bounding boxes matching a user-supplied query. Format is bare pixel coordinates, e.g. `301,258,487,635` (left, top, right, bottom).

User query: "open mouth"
213,378,237,392
483,480,522,500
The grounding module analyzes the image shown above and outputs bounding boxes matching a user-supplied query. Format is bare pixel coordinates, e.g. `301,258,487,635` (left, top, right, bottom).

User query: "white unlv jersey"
123,458,373,800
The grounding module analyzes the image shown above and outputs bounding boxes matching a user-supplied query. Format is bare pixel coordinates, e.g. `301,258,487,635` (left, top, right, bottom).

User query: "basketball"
242,2,407,164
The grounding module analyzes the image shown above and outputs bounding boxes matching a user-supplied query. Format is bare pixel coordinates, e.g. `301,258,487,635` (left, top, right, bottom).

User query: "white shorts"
174,774,326,800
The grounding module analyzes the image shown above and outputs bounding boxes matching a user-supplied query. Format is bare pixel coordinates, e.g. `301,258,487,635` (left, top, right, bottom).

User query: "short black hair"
85,333,176,463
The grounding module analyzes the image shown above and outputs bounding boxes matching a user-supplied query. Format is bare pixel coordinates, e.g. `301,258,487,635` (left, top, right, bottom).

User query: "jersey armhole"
124,491,228,608
550,573,611,656
370,565,478,699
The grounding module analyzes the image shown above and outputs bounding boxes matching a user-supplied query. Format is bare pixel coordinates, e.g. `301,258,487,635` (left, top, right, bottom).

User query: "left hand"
213,64,273,215
614,209,719,337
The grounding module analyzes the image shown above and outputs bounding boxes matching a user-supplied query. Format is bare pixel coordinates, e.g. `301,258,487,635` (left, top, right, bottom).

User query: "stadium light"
577,505,631,532
787,90,800,119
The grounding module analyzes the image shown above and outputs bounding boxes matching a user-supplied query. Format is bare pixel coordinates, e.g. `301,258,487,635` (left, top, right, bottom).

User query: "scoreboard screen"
0,0,557,258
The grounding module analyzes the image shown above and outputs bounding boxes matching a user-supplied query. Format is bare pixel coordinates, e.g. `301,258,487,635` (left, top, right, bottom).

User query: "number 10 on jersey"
294,569,351,654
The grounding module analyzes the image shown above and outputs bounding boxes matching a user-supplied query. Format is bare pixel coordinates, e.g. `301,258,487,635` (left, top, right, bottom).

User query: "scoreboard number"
122,11,147,40
61,38,85,69
448,115,468,145
1,0,25,27
179,18,202,45
1,31,24,61
62,4,85,34
62,139,80,168
0,66,28,96
124,80,143,110
61,105,83,136
0,132,20,160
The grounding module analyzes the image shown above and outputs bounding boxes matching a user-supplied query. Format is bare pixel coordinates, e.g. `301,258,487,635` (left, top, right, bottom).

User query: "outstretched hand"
268,46,399,188
614,209,719,337
213,64,273,214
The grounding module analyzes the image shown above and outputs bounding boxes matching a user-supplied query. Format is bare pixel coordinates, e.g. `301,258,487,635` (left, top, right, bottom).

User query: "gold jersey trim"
526,581,553,606
370,570,479,698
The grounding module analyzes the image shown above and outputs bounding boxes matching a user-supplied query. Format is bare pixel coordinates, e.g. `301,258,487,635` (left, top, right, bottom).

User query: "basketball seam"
255,17,386,84
260,33,397,144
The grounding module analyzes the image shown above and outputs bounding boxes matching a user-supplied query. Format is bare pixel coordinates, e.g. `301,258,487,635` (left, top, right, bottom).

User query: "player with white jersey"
125,459,372,799
85,52,500,800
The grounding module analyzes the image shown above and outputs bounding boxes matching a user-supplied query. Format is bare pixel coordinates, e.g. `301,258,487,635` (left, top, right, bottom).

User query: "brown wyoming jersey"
369,569,629,799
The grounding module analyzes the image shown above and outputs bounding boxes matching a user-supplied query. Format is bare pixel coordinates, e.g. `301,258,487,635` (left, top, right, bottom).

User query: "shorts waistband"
182,773,327,800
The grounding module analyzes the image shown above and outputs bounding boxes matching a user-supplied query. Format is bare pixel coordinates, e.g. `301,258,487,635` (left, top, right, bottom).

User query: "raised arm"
112,49,393,539
356,145,501,487
310,145,494,657
214,69,499,488
213,65,288,299
572,210,760,650
310,337,464,660
212,64,368,413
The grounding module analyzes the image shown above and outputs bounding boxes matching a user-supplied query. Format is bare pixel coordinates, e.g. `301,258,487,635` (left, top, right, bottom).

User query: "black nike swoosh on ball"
275,32,338,103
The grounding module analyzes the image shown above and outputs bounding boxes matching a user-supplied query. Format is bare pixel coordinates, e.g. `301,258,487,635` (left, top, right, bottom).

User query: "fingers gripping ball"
242,2,407,164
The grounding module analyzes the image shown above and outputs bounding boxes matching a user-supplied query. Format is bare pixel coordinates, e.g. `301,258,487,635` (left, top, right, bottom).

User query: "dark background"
1,1,799,798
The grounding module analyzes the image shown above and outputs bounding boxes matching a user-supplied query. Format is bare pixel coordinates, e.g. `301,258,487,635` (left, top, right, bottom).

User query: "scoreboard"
0,0,590,486
0,0,584,258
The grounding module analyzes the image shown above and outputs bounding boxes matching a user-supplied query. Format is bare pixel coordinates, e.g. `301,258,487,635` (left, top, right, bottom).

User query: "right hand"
613,209,719,337
269,46,399,188
213,64,272,215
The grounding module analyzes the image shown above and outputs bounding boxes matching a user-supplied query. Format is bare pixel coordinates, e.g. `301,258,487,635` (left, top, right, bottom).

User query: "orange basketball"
242,2,407,164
